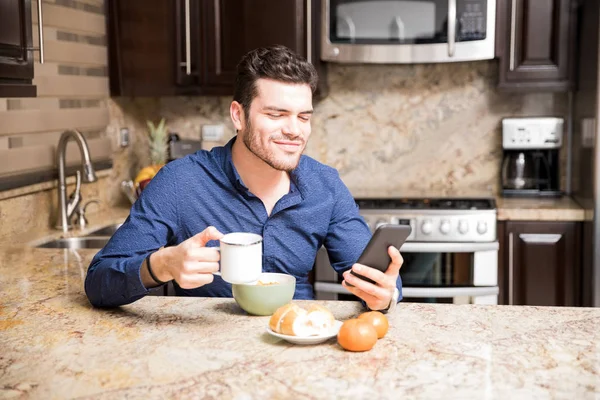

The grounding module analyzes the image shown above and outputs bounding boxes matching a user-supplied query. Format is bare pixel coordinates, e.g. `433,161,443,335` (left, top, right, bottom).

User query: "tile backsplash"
107,60,567,200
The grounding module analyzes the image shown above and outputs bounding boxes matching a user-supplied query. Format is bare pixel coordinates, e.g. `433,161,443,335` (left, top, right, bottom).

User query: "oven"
313,198,500,305
321,0,496,64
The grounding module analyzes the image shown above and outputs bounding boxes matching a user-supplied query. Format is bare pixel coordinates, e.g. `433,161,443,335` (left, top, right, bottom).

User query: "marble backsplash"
107,61,567,199
0,173,115,243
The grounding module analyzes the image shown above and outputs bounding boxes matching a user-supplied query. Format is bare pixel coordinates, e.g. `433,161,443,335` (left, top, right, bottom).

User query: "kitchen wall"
108,60,567,199
0,0,115,241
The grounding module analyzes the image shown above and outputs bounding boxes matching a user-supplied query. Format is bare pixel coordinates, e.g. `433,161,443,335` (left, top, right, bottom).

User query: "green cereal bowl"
231,273,296,316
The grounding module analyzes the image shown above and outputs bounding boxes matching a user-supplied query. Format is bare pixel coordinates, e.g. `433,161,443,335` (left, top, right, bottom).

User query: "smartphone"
350,224,412,285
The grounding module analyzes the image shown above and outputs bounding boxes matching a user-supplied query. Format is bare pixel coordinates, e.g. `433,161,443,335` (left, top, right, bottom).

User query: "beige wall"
108,61,567,198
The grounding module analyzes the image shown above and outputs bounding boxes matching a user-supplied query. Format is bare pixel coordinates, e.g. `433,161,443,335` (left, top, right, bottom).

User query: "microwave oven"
321,0,496,64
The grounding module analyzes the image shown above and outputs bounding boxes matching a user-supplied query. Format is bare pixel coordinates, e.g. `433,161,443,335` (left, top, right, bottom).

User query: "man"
85,45,403,312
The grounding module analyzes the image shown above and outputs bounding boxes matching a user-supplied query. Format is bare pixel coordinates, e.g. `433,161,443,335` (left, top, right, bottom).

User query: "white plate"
266,320,343,345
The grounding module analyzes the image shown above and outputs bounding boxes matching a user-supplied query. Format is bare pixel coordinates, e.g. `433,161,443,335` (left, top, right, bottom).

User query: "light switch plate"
582,118,596,149
202,124,225,141
119,128,130,147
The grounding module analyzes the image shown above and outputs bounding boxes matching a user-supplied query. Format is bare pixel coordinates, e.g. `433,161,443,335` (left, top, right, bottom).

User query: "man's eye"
299,115,311,121
268,114,282,118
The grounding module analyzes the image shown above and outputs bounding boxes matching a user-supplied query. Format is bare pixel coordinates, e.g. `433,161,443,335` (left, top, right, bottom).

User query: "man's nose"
282,117,302,138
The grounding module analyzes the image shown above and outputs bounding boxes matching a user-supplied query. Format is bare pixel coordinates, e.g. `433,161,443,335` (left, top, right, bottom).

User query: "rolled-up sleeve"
85,165,179,307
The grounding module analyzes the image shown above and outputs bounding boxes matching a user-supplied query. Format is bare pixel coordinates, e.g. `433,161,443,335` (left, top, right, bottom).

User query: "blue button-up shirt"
85,137,402,307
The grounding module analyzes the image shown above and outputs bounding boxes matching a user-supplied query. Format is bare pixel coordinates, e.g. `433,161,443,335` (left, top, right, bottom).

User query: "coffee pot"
502,152,536,190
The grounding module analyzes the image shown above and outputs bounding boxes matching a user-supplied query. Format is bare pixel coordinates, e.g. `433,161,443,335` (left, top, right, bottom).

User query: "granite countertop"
1,246,599,399
496,196,586,222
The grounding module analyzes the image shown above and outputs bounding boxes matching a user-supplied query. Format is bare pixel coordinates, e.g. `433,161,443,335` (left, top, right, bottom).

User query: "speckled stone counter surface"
497,196,586,221
1,246,599,399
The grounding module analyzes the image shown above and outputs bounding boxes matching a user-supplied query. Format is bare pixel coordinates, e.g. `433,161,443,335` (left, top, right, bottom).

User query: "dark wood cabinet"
108,0,327,97
108,0,180,96
498,221,581,306
496,0,577,92
0,0,36,97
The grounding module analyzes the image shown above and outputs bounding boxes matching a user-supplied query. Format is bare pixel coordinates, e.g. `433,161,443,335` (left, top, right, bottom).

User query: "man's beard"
241,119,305,172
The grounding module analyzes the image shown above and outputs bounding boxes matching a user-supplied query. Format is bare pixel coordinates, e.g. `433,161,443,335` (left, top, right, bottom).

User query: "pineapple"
146,118,168,165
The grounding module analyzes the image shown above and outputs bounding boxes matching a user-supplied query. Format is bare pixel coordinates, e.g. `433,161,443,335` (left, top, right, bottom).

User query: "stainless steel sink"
84,223,123,237
36,237,110,249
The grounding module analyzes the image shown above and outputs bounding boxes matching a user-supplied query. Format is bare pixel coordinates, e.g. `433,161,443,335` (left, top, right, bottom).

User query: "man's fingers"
342,281,378,304
350,263,386,285
385,246,403,277
190,226,224,247
343,270,390,298
181,261,220,274
177,273,215,289
186,247,220,262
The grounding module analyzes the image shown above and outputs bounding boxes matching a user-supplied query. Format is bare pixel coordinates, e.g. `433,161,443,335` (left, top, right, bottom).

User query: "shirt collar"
219,136,307,197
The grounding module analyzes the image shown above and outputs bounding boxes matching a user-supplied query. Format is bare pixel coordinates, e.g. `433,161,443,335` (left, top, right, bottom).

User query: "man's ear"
230,101,244,132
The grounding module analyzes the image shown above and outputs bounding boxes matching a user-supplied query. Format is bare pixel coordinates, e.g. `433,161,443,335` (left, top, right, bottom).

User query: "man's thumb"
190,226,224,247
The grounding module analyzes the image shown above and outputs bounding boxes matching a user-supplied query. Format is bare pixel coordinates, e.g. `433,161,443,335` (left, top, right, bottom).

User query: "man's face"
239,79,313,172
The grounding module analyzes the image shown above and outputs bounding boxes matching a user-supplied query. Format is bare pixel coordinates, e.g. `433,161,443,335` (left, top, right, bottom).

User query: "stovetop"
354,198,497,242
355,198,496,211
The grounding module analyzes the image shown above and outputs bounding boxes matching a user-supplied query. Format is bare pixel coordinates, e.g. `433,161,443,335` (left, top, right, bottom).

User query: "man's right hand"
142,226,224,289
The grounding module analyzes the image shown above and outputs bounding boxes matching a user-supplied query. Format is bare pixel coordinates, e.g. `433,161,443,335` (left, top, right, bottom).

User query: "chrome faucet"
56,130,97,232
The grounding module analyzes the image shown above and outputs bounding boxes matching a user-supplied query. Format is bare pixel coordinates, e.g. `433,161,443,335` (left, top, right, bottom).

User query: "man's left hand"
342,246,403,311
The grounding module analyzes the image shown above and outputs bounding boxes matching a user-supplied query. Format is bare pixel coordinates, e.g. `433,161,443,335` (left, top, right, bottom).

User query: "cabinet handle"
519,233,562,244
306,0,312,63
184,0,191,75
508,232,514,305
29,0,46,64
509,0,517,71
447,0,456,57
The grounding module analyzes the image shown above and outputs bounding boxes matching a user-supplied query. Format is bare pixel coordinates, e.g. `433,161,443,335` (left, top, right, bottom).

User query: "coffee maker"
501,117,563,197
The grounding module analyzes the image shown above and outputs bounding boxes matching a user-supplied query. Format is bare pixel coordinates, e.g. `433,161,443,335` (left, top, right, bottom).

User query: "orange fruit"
358,311,389,339
134,164,164,185
337,319,378,352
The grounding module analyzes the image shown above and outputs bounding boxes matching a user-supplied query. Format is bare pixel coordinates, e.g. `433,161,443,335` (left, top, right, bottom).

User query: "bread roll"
269,303,335,337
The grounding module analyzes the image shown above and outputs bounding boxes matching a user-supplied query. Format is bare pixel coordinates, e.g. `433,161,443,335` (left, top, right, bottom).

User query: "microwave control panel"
458,0,487,41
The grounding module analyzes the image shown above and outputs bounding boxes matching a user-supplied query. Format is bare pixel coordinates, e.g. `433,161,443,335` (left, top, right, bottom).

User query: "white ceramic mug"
214,232,263,284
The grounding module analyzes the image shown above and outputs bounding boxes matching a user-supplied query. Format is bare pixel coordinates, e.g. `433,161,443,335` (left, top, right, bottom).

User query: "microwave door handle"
392,17,405,40
337,15,356,41
447,0,457,57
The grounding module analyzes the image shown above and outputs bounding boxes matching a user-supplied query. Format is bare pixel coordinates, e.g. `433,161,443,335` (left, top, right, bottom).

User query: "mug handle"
212,246,221,276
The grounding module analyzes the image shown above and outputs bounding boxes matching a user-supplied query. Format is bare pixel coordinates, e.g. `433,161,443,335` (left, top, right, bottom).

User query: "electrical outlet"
202,124,225,141
119,128,130,147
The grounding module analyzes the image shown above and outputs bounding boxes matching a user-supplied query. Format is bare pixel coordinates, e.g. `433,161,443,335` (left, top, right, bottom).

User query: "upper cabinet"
496,0,577,92
108,0,327,97
0,0,37,97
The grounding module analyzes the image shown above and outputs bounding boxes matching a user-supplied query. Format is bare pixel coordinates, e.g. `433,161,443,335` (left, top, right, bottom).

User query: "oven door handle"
400,242,499,253
403,286,499,298
314,282,499,298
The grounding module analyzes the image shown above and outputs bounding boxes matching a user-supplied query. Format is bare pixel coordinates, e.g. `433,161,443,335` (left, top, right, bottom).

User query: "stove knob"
458,220,469,234
477,221,488,235
439,220,451,234
421,220,433,235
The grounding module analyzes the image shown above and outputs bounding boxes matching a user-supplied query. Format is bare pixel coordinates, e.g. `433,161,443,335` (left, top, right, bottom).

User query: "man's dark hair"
233,45,318,120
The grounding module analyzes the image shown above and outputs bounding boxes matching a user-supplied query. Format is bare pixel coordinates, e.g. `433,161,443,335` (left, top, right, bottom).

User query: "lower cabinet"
498,221,581,306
